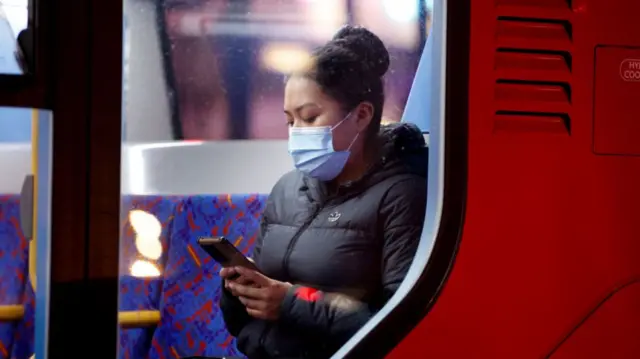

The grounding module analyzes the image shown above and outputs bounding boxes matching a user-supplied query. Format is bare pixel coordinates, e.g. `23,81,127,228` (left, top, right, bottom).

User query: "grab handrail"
0,305,24,321
29,109,37,291
118,310,161,327
0,305,161,328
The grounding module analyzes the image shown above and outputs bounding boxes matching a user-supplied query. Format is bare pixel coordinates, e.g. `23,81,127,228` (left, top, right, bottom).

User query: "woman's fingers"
227,282,265,299
233,274,255,286
238,296,266,310
220,267,238,279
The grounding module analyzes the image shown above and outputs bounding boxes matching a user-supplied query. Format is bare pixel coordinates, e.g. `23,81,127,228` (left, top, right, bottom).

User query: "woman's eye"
286,116,317,127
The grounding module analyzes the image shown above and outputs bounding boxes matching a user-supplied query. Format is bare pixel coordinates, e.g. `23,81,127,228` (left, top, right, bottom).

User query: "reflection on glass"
261,43,312,74
355,0,420,49
123,0,429,142
0,0,27,37
128,209,163,278
120,1,431,358
129,210,162,256
0,0,27,74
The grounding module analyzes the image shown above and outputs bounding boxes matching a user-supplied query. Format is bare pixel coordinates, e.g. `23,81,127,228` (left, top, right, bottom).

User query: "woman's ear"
354,102,374,132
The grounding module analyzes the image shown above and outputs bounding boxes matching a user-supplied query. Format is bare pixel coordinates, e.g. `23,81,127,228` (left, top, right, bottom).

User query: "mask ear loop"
346,131,360,151
331,112,361,152
331,111,353,131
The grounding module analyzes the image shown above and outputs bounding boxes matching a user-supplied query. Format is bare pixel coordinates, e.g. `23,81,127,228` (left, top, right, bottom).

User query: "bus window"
0,0,28,75
0,107,53,359
0,107,31,142
119,1,433,358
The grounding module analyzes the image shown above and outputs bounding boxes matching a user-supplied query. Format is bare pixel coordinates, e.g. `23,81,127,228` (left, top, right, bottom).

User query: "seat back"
0,193,266,359
149,194,267,359
0,195,29,358
0,195,184,359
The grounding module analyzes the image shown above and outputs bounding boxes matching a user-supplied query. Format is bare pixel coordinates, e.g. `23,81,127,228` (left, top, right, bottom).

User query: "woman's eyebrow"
284,103,321,115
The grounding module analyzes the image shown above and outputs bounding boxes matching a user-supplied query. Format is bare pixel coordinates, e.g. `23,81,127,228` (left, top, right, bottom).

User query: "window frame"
0,0,469,357
335,0,470,356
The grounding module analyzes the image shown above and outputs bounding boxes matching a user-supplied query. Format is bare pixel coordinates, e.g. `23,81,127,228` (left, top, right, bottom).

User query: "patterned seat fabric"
119,195,183,359
0,195,29,359
0,195,184,359
0,194,267,359
10,282,33,359
148,194,267,359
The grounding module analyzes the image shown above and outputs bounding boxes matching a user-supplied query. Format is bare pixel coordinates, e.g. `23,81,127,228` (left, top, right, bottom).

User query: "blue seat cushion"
149,194,267,359
0,195,29,358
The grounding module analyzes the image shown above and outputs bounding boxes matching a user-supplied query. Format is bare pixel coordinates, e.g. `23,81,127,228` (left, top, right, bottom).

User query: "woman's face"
284,76,371,152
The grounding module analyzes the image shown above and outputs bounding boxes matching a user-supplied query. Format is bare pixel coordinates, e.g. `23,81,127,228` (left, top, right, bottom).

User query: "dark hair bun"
330,25,390,78
300,25,388,132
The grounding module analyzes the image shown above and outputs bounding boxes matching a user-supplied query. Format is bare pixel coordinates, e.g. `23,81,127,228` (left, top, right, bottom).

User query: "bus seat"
148,194,267,359
0,195,29,358
118,195,183,359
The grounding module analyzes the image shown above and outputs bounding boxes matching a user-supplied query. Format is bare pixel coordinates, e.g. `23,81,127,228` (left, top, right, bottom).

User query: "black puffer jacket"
220,123,428,359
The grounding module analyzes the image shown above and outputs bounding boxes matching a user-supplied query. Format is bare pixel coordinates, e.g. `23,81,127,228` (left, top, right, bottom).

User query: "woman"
220,25,428,359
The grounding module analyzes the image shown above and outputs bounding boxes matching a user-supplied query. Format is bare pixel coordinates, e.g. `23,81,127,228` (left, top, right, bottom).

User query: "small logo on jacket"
328,212,341,222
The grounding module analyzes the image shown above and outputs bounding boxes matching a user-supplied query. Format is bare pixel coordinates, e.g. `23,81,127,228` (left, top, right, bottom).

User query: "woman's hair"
302,25,390,140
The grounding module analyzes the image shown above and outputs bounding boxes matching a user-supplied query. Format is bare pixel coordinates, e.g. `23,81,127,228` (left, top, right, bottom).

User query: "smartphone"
197,236,259,273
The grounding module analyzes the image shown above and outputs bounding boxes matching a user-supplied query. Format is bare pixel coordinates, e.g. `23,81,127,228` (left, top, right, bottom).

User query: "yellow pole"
29,110,38,291
0,305,25,321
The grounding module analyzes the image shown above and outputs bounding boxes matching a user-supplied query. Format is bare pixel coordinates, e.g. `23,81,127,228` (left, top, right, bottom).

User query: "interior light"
382,0,419,23
129,209,163,260
262,43,312,74
130,260,161,278
129,209,161,239
135,236,162,260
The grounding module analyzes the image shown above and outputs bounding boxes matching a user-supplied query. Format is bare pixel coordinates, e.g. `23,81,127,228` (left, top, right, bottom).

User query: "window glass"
124,0,430,141
0,0,28,74
120,1,433,358
0,107,31,142
0,107,52,359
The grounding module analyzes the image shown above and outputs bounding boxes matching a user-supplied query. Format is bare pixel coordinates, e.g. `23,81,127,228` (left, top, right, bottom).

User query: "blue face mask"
288,113,360,181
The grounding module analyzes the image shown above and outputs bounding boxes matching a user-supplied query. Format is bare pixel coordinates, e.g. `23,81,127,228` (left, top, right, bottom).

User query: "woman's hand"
220,257,257,287
220,266,255,287
226,266,292,320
